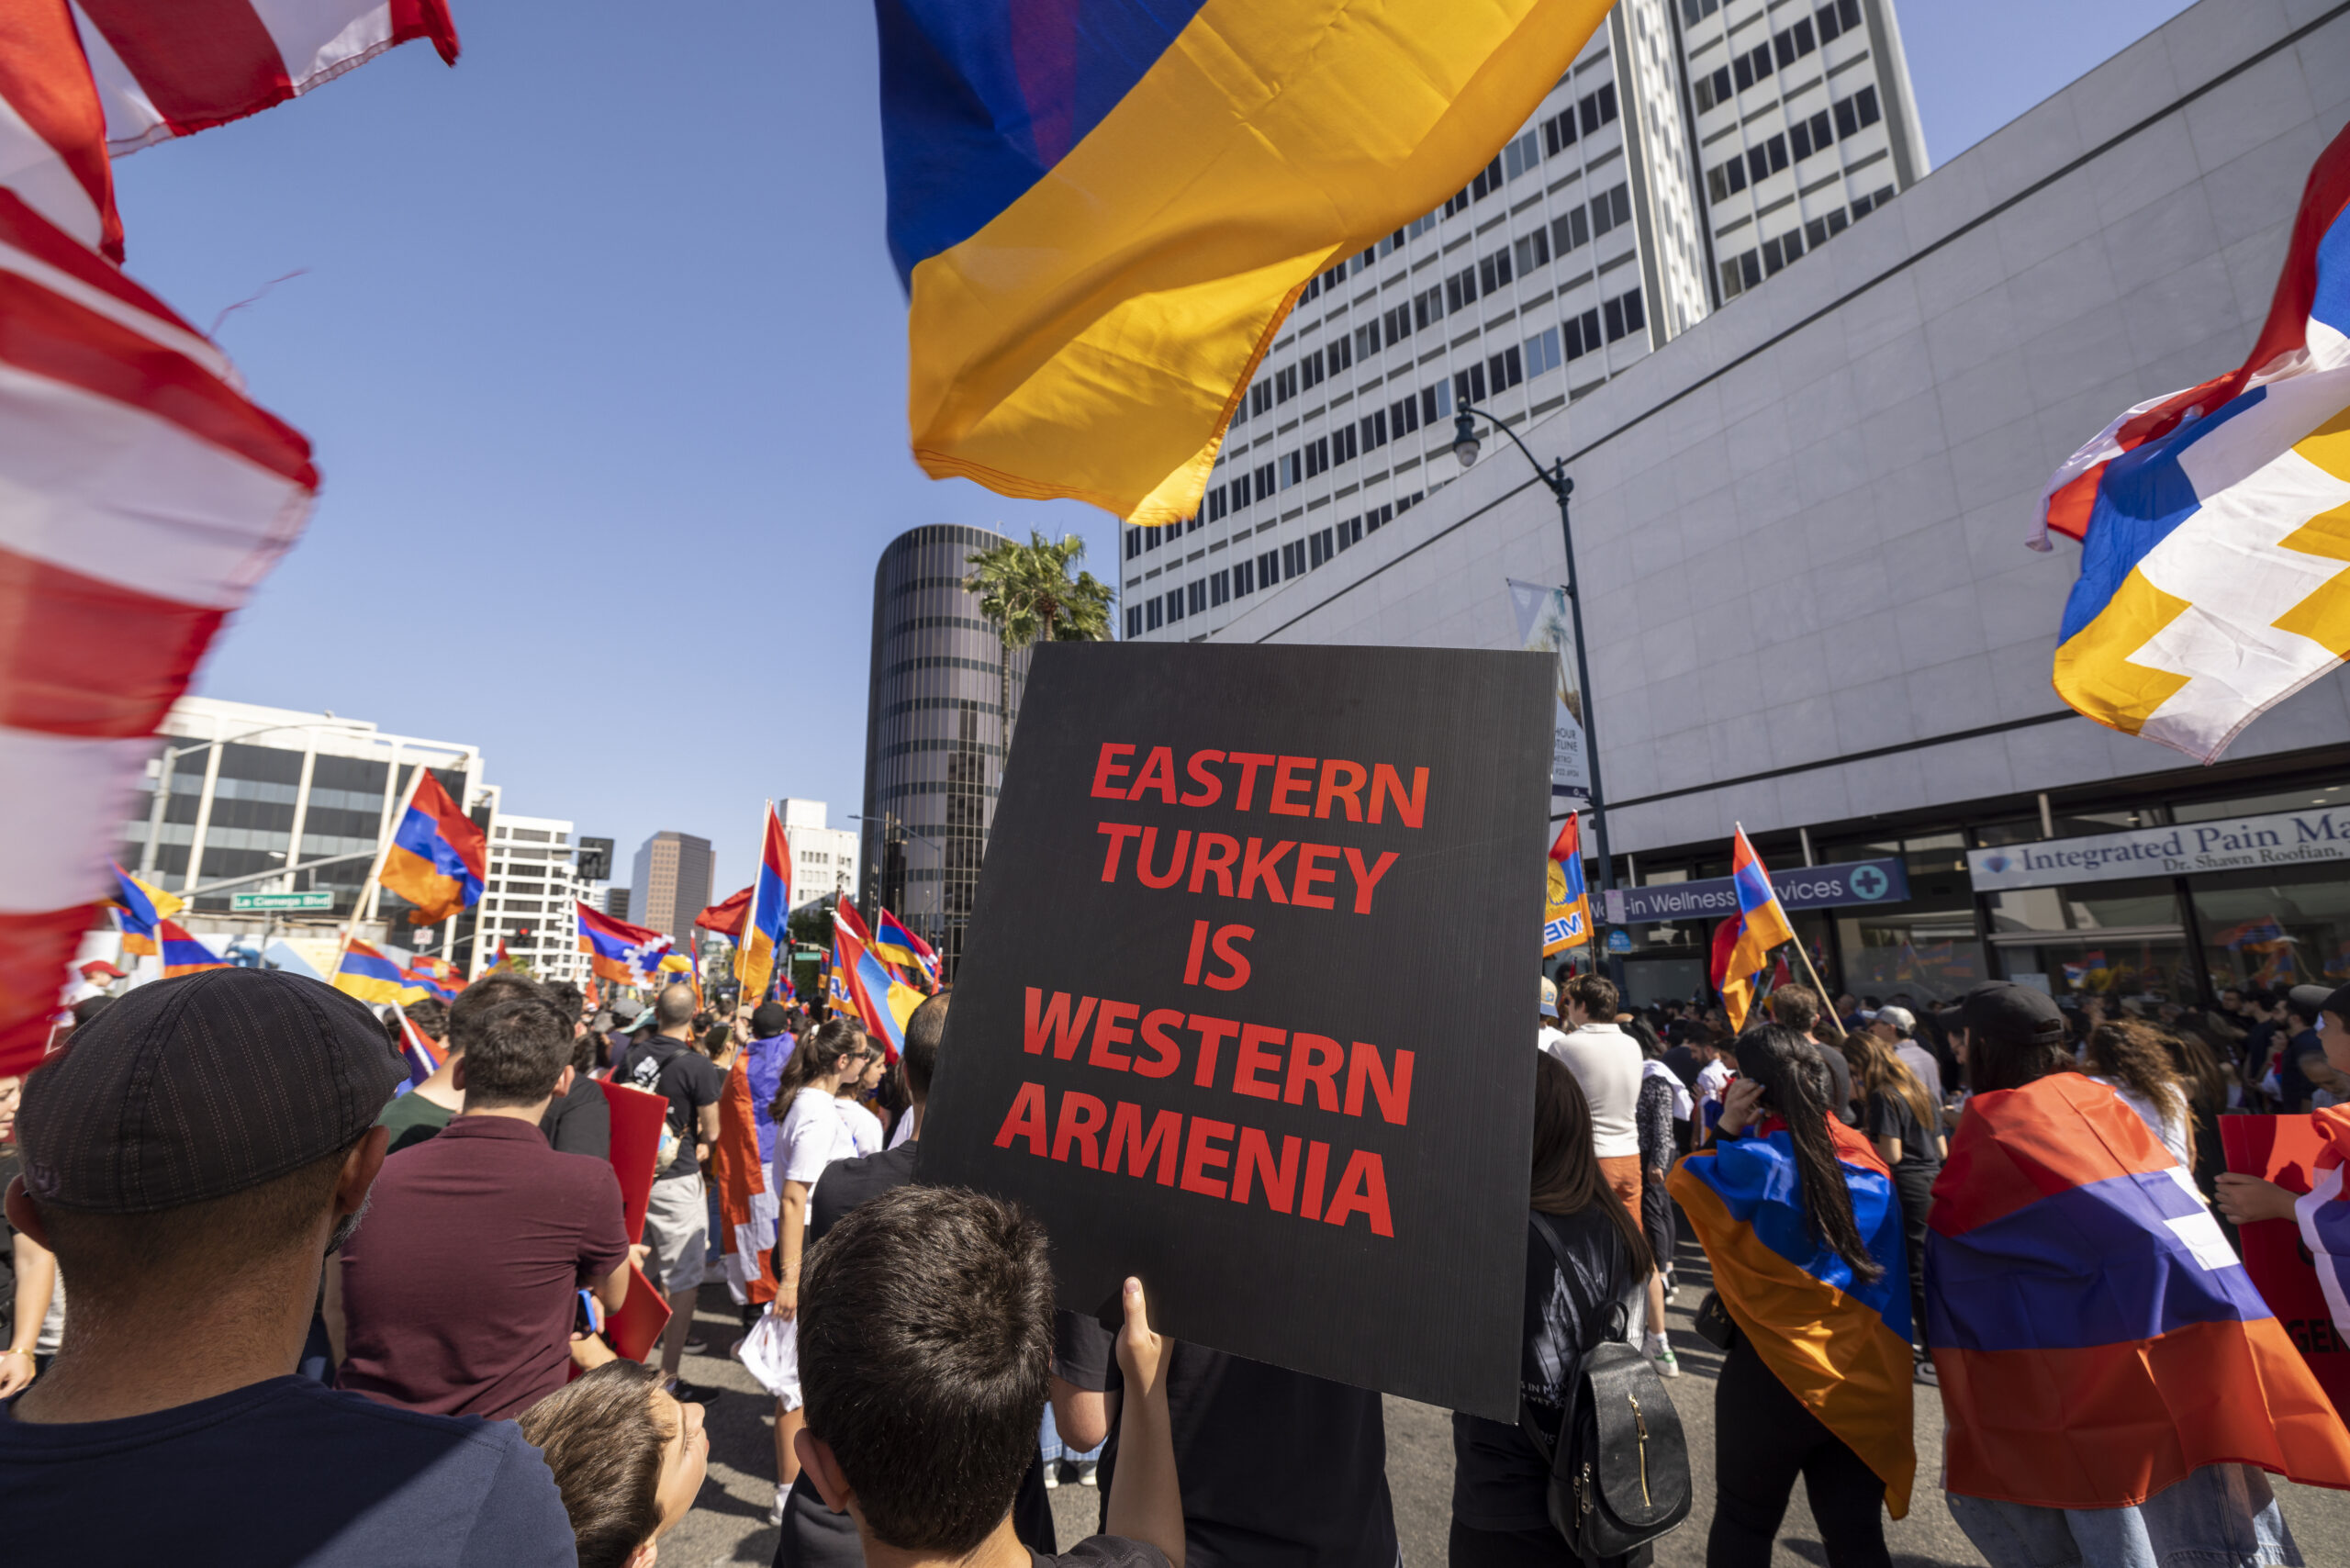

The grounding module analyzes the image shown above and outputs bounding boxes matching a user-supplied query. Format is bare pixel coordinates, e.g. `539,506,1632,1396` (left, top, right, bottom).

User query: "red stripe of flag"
0,1,118,259
0,190,194,333
72,0,291,140
0,271,316,485
0,544,223,736
0,904,95,1070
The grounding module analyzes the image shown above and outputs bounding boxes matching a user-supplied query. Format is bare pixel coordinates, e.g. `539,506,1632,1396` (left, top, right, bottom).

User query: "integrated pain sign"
918,643,1552,1420
1967,805,2350,890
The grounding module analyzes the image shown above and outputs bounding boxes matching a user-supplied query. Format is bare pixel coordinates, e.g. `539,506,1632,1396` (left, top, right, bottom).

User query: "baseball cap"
1540,977,1559,1019
17,968,401,1215
751,1001,791,1037
2287,983,2334,1023
1936,981,2065,1046
1876,1004,1916,1033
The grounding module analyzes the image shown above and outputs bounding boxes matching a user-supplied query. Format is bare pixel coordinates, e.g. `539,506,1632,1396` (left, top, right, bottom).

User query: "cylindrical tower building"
859,525,1033,980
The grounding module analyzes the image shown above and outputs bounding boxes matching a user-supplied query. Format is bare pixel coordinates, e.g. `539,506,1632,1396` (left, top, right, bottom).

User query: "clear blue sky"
117,0,2196,897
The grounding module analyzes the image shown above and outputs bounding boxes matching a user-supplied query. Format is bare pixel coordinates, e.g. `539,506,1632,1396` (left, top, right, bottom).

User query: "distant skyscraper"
859,525,1034,979
1121,0,1924,644
604,887,632,922
630,831,713,949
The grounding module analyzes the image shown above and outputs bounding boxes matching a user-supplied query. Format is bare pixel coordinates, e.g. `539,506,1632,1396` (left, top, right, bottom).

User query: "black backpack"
1516,1212,1693,1563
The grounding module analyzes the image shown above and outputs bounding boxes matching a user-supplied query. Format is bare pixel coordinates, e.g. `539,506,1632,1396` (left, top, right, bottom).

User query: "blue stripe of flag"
1686,1131,1912,1342
1927,1167,2269,1352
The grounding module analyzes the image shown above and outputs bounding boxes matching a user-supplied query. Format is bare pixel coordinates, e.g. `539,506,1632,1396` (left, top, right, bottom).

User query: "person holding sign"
1449,1054,1653,1563
794,1186,1184,1568
2221,984,2350,1313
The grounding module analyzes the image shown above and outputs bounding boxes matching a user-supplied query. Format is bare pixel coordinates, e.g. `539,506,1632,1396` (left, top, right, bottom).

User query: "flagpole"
1731,819,1841,1026
337,765,426,974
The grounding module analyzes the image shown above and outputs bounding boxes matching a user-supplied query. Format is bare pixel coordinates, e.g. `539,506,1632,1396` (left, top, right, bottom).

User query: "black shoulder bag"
1517,1212,1693,1563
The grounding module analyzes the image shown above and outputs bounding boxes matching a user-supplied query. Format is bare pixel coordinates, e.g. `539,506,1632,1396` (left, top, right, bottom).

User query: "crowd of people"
6,951,2350,1568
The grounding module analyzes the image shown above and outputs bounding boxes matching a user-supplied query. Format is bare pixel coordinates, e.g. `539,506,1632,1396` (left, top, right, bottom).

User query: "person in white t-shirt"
1537,977,1570,1058
1695,1037,1733,1137
1544,973,1644,1228
757,1018,866,1520
834,1044,886,1156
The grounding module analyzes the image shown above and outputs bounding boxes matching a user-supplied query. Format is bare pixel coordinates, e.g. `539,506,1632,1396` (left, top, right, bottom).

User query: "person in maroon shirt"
329,997,638,1420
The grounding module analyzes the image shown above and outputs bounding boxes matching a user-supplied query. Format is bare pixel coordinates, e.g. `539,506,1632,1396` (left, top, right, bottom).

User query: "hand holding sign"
917,643,1552,1419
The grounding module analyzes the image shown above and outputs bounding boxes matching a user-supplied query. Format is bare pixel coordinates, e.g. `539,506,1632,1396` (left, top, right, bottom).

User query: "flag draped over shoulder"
711,1034,790,1305
877,0,1615,524
2038,121,2350,762
734,805,792,1007
379,771,486,924
0,0,456,1077
1671,1120,1915,1517
1543,814,1590,956
1931,1073,2350,1507
576,902,672,988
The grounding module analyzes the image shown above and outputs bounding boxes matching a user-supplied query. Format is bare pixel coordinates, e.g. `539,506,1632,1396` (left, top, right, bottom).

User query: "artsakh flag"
1671,1117,1916,1517
379,771,486,925
1930,1074,2350,1507
2038,121,2350,761
2293,1106,2350,1335
157,919,228,977
576,902,671,987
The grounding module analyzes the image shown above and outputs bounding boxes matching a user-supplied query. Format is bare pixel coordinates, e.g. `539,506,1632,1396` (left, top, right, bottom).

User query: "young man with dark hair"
537,978,611,1159
775,993,1062,1564
795,1185,1182,1568
379,969,550,1155
1550,972,1643,1226
0,969,576,1564
620,982,726,1400
332,997,636,1419
1767,982,1856,1126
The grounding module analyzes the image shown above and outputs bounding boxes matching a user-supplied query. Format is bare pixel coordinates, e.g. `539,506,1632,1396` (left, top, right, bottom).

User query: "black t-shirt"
619,1036,724,1177
775,1136,1056,1566
1813,1039,1856,1126
1662,1045,1700,1089
1862,1089,1942,1185
809,1142,920,1240
1450,1206,1639,1533
2283,1027,2326,1112
0,1375,575,1565
537,1068,610,1159
1055,1312,1396,1568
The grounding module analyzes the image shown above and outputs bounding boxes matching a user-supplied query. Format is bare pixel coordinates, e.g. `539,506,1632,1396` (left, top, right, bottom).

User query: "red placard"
599,1078,668,1245
2220,1114,2350,1420
605,1261,674,1361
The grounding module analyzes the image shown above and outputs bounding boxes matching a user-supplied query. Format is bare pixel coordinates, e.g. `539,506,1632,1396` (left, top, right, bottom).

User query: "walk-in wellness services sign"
1602,857,1909,925
1967,804,2350,890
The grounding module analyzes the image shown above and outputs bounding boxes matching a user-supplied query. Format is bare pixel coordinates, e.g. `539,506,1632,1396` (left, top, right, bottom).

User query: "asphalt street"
649,1225,2350,1567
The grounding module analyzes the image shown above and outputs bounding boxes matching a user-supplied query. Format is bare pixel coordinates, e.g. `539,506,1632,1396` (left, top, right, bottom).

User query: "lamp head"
1451,409,1480,469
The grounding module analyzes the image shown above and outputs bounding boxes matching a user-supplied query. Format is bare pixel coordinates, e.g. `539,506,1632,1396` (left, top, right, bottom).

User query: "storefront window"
2171,784,2350,823
1836,910,1985,1002
1985,876,2191,1002
2191,866,2350,991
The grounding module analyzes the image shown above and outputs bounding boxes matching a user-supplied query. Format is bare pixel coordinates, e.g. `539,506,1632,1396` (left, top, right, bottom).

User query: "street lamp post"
1450,404,1624,989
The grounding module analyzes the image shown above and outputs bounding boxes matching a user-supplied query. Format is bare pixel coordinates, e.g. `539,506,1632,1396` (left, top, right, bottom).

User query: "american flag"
0,2,457,1075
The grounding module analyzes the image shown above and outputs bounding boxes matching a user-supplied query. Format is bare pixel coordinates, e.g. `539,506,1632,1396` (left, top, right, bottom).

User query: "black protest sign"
916,642,1551,1419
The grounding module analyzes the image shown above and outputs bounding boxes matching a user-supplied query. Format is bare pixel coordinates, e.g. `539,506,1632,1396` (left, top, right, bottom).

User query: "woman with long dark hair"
1843,1028,1943,1379
1449,1053,1651,1566
755,1018,867,1517
1670,1025,1913,1568
2082,1017,2193,1169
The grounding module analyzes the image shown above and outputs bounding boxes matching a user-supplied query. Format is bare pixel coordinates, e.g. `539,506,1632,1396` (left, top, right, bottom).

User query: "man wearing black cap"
0,969,576,1565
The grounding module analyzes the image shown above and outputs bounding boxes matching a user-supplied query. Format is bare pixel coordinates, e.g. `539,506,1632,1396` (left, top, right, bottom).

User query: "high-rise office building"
859,524,1034,978
630,831,713,950
604,887,632,921
780,799,859,913
478,813,584,983
1121,0,1924,644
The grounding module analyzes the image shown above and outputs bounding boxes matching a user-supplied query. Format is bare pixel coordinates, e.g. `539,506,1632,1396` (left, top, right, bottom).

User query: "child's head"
797,1185,1054,1554
517,1361,707,1568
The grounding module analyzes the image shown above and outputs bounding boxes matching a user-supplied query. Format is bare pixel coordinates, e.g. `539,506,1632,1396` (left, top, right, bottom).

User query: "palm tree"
965,530,1114,746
